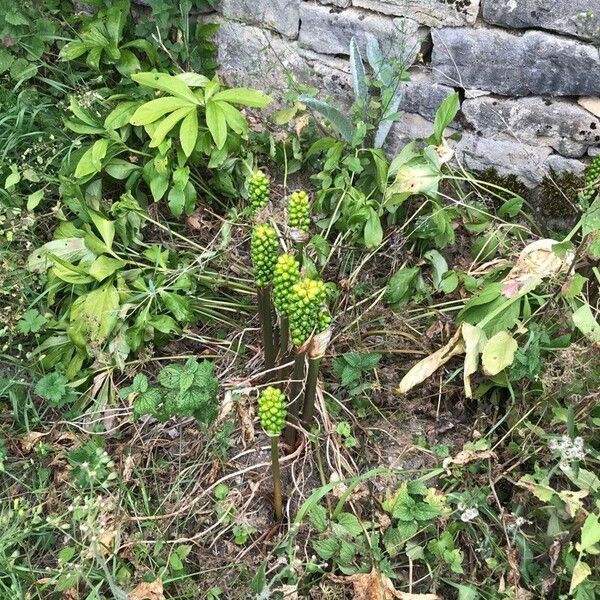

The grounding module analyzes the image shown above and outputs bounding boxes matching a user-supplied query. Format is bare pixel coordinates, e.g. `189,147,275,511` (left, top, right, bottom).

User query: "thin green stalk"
284,351,306,449
257,286,276,372
271,436,283,521
279,315,290,360
301,356,322,430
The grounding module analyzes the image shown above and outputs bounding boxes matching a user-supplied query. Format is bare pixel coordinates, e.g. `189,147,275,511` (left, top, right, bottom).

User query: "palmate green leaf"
130,97,193,126
217,101,247,135
131,72,200,104
212,87,271,108
148,106,194,148
205,100,227,149
299,95,356,144
179,109,198,157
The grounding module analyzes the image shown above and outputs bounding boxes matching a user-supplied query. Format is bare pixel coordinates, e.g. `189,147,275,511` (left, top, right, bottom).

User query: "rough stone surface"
218,0,300,38
432,27,600,96
545,155,587,175
482,0,600,42
352,0,480,27
386,113,439,153
461,96,600,158
299,3,425,64
396,72,454,120
579,97,600,119
454,134,553,186
320,0,351,7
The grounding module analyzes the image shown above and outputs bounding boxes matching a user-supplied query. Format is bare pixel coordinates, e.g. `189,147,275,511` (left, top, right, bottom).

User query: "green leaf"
432,92,460,144
130,97,193,126
78,282,120,343
481,331,518,376
385,266,420,306
90,212,115,250
349,37,367,105
212,87,271,108
364,208,383,248
35,372,68,405
572,303,600,343
217,101,247,135
131,72,200,104
150,174,169,202
205,100,228,149
17,309,47,334
308,504,328,533
423,249,448,290
580,513,600,553
0,47,15,74
167,188,186,217
313,537,339,560
299,95,356,144
105,101,141,130
27,238,89,273
336,512,363,538
161,292,192,322
179,108,198,157
149,106,194,148
88,256,126,281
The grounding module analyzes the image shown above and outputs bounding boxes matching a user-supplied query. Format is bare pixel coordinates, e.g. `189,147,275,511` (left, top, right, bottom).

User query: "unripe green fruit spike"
251,224,278,287
258,386,287,436
273,254,301,316
581,155,600,205
288,190,311,232
248,170,270,215
288,278,327,347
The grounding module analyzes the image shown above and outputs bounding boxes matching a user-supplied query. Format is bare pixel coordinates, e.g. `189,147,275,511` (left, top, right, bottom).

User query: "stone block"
319,0,351,6
461,96,600,158
432,27,600,96
397,72,455,120
299,3,425,66
385,113,438,154
218,0,300,38
352,0,479,27
482,0,600,43
544,155,587,175
454,134,552,186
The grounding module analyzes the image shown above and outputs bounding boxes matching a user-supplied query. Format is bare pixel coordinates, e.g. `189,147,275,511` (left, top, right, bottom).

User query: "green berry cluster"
580,155,600,205
287,190,311,231
248,170,270,215
288,278,328,347
272,254,301,315
317,310,331,333
251,224,278,287
258,386,287,436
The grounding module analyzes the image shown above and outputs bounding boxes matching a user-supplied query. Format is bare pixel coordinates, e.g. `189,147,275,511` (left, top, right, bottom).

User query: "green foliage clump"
272,254,301,315
580,154,600,206
257,386,287,436
251,224,278,287
248,170,270,215
288,278,328,347
123,359,219,425
287,190,310,232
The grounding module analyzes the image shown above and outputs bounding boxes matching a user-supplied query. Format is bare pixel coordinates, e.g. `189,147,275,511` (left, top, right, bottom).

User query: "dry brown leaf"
501,239,573,298
129,578,164,600
295,114,310,137
20,431,46,452
332,567,441,600
396,328,464,395
443,448,495,468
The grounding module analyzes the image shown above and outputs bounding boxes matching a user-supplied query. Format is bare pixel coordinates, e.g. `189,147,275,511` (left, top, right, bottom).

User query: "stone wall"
205,0,600,186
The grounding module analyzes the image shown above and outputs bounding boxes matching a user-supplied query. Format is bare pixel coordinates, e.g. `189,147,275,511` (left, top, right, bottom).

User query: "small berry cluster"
288,278,328,347
287,190,311,232
251,224,278,287
248,170,270,215
258,387,287,435
272,254,301,316
580,154,600,205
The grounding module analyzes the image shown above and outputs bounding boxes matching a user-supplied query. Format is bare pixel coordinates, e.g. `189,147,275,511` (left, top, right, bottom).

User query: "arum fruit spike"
248,170,270,215
580,154,600,206
288,278,327,348
287,190,311,232
273,253,301,360
258,386,287,520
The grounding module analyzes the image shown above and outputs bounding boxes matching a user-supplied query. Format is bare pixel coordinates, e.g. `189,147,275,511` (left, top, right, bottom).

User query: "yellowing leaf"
462,323,486,398
481,331,518,376
396,328,464,395
569,560,591,594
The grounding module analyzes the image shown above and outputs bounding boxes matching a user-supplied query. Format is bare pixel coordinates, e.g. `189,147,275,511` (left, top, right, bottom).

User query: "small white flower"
460,507,479,522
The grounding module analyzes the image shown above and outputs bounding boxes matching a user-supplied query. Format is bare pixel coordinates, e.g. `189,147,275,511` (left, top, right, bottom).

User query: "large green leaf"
432,92,460,144
299,95,356,143
205,101,227,149
148,106,194,148
212,88,271,108
131,72,200,104
179,109,198,157
481,331,517,376
76,282,120,343
216,101,247,135
349,37,367,106
130,97,193,126
27,238,90,273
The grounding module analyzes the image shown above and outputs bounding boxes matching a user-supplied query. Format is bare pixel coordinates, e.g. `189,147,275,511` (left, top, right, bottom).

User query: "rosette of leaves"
258,386,287,436
250,224,278,288
287,190,310,232
124,359,219,425
288,278,327,347
248,170,270,215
